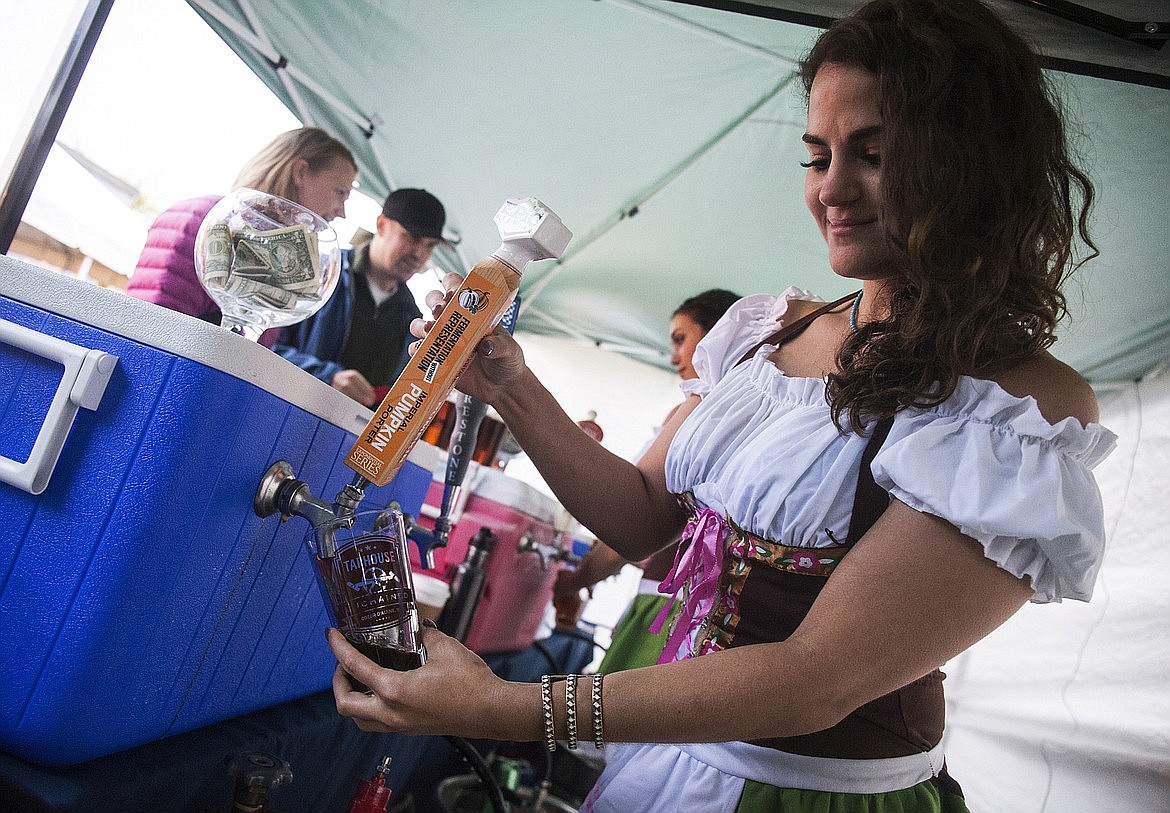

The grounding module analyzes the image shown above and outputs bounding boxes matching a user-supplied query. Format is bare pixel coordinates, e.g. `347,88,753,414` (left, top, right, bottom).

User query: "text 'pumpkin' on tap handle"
343,199,571,551
423,297,521,566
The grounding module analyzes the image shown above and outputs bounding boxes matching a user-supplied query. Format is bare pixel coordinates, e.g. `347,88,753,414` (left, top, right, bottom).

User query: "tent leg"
0,0,115,256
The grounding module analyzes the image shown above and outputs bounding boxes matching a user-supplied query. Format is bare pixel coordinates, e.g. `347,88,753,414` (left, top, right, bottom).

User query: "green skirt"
736,770,970,812
597,593,675,674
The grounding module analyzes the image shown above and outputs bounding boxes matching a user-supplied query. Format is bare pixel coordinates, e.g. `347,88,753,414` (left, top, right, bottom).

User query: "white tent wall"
942,371,1170,812
502,331,686,492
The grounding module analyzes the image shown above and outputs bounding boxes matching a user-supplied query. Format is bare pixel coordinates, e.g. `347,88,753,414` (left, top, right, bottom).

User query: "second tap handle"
444,392,488,492
440,296,520,515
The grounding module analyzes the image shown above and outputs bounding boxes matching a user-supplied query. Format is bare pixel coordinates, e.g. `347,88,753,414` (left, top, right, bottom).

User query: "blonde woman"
128,127,356,347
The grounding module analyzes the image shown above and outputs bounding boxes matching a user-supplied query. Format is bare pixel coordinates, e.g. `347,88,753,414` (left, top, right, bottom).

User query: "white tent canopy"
186,0,1170,383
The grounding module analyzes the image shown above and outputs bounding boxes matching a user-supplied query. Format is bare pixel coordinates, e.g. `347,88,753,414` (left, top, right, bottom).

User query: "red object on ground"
348,756,393,813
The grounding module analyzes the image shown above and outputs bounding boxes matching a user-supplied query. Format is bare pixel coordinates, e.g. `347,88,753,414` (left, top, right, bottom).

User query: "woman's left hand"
328,625,508,739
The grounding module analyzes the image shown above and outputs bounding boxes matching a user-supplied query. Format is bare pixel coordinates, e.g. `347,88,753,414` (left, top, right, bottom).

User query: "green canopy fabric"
187,0,1170,383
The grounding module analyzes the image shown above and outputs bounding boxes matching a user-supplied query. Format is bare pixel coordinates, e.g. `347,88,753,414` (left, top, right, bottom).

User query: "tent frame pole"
186,0,389,141
0,0,116,256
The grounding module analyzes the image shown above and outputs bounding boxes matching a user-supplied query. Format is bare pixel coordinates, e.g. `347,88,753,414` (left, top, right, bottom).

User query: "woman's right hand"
409,272,527,404
411,274,684,556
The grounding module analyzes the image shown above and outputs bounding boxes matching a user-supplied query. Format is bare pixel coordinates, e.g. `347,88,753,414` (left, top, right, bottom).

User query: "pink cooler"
412,460,570,655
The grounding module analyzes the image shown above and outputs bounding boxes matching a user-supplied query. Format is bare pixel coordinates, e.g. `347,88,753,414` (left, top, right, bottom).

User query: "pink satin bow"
651,507,728,664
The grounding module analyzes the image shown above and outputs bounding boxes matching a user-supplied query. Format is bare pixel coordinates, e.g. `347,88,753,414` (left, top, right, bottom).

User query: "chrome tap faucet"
254,461,369,557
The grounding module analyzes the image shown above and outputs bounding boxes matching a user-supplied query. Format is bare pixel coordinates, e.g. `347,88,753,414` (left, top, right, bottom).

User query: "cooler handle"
0,318,119,495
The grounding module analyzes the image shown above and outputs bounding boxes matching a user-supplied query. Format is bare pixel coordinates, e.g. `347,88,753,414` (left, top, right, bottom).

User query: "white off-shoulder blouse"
664,288,1118,603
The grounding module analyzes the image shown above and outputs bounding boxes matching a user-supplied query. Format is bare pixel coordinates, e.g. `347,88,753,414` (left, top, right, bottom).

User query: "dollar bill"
224,276,299,310
201,222,232,287
229,224,319,292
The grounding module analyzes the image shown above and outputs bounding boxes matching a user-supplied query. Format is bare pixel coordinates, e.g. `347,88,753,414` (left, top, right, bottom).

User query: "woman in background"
553,288,741,674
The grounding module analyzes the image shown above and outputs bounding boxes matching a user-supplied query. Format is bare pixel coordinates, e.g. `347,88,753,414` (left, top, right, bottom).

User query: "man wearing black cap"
274,188,447,407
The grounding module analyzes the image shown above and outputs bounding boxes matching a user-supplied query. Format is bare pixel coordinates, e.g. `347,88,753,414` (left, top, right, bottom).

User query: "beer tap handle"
429,297,522,566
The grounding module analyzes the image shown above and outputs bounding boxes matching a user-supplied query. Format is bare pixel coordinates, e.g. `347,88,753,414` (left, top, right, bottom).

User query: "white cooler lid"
0,256,441,472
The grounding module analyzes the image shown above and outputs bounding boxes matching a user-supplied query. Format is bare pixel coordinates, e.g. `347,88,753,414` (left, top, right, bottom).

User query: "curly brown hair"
799,0,1097,433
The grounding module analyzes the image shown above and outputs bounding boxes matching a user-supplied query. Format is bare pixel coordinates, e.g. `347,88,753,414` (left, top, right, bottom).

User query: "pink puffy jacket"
127,195,279,348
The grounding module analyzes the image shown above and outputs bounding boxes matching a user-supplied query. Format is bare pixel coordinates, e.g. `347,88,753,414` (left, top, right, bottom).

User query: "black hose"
540,736,555,787
532,629,607,678
443,735,507,813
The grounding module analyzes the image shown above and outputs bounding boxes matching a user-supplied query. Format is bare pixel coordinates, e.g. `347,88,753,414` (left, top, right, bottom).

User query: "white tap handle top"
491,197,572,273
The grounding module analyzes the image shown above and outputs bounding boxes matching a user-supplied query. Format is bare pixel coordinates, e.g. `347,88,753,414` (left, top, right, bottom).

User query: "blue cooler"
0,256,440,767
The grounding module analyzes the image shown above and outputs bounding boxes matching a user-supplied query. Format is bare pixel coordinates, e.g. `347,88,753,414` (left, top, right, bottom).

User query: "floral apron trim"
651,493,850,662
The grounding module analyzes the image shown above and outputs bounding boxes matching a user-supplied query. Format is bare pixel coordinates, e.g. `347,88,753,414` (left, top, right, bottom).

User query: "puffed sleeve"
872,377,1118,603
682,288,819,399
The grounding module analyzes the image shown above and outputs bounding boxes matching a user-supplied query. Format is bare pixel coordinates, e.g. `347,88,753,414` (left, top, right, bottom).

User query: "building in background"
8,141,157,291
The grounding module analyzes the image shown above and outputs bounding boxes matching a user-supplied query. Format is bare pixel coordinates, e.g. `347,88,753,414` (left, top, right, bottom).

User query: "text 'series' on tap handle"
344,198,571,488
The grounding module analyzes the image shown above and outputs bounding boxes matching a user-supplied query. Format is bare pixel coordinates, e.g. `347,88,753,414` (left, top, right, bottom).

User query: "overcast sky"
2,0,382,261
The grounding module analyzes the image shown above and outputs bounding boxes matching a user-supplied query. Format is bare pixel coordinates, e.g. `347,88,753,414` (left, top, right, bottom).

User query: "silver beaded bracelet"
540,674,557,752
591,673,604,749
542,673,603,752
565,674,579,750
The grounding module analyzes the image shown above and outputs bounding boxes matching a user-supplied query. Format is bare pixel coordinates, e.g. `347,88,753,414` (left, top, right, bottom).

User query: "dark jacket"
272,246,420,386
